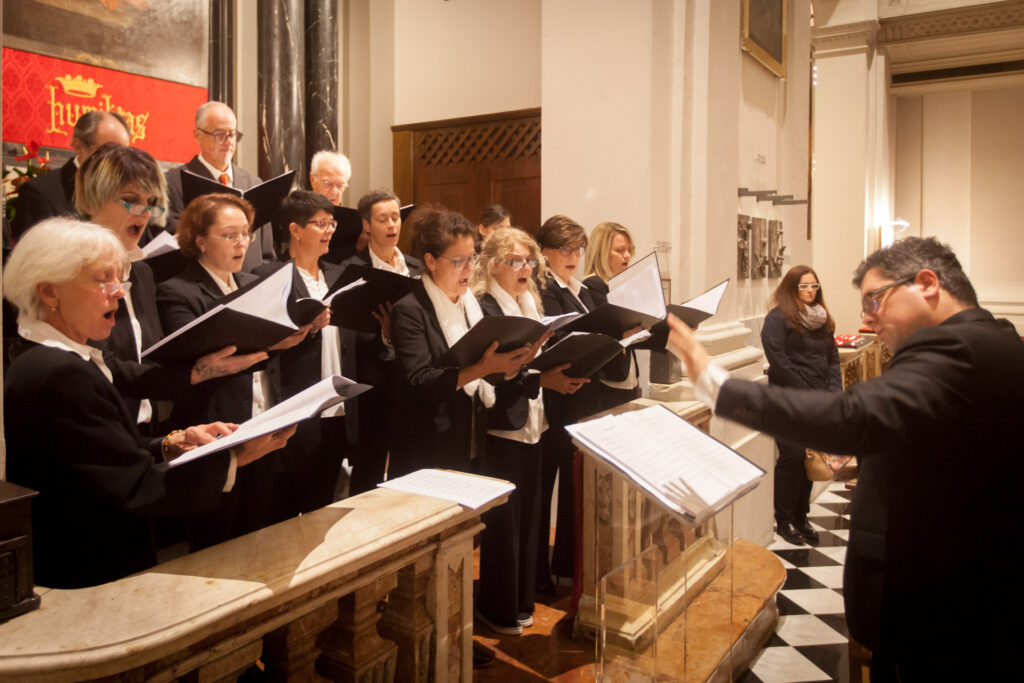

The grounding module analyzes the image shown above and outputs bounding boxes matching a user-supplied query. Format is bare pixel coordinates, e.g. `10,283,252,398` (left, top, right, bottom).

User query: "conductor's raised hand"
234,425,298,467
191,345,269,384
540,363,590,395
665,313,710,380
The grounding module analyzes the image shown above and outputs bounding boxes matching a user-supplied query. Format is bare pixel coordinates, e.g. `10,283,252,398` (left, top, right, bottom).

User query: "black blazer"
164,155,273,270
581,275,637,384
760,308,841,391
389,283,486,476
4,343,231,588
90,260,192,422
478,292,542,433
716,308,1024,677
156,260,280,425
11,158,77,239
338,248,423,442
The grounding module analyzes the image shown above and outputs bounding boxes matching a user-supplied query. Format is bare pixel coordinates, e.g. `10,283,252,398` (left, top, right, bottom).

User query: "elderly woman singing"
2,218,293,589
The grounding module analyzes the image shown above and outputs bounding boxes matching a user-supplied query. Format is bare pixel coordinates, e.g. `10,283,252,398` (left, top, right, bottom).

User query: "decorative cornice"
879,0,1024,44
811,20,881,51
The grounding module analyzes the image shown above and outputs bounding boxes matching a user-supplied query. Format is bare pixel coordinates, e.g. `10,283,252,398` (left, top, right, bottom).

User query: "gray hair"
852,236,978,307
195,101,235,129
72,111,130,149
310,150,352,178
3,217,128,322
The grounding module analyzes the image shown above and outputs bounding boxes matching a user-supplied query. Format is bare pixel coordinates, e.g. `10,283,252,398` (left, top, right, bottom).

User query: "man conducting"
667,237,1022,681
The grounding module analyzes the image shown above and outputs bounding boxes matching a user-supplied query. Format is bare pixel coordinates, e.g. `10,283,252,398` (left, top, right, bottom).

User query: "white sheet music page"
566,405,763,524
378,469,515,509
682,279,729,315
607,251,666,320
141,230,179,258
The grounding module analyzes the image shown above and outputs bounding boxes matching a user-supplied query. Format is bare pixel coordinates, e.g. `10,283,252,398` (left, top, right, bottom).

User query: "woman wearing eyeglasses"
762,265,841,546
3,218,294,588
253,190,345,521
75,143,267,437
470,227,586,635
389,208,534,480
156,193,312,547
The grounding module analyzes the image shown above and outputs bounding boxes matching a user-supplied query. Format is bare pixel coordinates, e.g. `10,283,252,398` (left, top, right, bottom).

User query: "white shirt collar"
18,316,114,383
200,262,238,295
551,271,586,299
197,154,232,184
369,245,410,276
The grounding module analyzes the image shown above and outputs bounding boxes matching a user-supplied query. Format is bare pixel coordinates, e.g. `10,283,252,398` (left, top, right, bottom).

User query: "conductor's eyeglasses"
861,275,915,315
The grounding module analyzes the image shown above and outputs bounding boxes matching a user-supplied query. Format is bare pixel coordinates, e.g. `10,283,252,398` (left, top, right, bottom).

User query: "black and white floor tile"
737,481,854,683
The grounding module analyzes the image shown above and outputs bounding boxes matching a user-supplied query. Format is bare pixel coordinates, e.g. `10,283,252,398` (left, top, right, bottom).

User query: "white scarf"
798,303,828,330
421,274,495,407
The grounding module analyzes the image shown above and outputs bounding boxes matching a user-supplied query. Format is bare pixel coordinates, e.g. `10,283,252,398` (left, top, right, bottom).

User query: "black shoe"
777,520,806,545
473,643,494,669
796,518,819,544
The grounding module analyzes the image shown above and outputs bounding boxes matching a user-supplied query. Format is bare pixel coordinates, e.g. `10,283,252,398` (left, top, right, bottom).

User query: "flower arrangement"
4,142,53,225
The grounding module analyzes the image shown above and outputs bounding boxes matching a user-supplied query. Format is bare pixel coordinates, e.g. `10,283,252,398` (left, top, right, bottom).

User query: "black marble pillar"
257,0,305,181
209,0,235,108
305,0,339,175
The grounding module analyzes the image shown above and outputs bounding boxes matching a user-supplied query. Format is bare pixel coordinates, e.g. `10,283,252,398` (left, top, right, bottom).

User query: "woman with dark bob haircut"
388,207,536,478
157,193,313,547
2,218,293,588
761,264,841,546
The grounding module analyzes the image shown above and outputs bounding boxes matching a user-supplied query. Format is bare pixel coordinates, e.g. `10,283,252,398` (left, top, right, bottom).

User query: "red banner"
2,47,207,163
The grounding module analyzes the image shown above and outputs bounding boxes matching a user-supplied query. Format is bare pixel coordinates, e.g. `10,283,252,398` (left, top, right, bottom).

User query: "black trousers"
477,435,542,623
773,439,812,524
347,388,393,495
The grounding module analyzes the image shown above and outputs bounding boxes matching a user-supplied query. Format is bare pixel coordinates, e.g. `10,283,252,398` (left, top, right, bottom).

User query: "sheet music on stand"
378,469,515,510
566,404,764,526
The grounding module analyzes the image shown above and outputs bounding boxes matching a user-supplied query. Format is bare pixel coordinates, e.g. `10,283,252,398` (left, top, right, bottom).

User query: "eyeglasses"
440,253,479,270
209,232,253,245
558,246,585,257
196,128,243,144
798,283,820,291
861,275,915,315
94,279,131,296
117,200,167,219
504,257,539,270
305,219,338,230
316,180,349,192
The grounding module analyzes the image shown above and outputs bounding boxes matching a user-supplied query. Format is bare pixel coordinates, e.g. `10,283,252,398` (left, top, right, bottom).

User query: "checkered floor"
737,481,854,683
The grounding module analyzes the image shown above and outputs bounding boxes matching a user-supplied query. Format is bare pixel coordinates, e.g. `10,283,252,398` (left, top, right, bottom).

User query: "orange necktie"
218,172,230,186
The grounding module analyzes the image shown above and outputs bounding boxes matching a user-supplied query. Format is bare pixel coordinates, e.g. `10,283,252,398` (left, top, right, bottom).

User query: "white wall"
392,0,541,125
895,84,1024,332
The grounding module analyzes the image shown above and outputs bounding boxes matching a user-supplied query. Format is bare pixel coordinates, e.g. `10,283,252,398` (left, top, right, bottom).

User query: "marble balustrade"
0,486,507,683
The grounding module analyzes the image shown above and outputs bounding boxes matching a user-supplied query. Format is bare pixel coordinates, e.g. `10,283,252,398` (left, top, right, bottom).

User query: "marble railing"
0,486,507,683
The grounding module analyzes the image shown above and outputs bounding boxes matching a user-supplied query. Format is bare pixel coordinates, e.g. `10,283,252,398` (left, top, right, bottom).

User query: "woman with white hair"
2,218,293,589
470,226,587,636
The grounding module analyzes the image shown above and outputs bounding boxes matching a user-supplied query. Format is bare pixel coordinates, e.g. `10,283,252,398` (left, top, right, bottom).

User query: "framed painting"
742,0,787,79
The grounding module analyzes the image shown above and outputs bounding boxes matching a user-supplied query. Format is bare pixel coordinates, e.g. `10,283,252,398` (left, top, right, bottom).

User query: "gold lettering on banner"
44,74,150,143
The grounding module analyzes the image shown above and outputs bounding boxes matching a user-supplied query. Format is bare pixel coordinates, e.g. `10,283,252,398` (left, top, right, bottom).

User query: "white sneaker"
475,610,523,636
517,612,534,628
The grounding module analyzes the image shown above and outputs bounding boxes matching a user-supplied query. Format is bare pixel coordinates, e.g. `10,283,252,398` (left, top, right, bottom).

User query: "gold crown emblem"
55,75,102,98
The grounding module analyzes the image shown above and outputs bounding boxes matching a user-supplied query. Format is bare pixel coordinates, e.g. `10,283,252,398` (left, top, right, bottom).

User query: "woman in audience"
471,227,586,635
2,218,293,588
582,221,642,410
474,204,510,251
75,143,266,435
254,190,342,520
389,208,533,478
157,194,311,546
762,265,841,546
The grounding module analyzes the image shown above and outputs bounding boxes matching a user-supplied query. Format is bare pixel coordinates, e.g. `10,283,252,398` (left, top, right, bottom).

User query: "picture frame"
742,0,787,79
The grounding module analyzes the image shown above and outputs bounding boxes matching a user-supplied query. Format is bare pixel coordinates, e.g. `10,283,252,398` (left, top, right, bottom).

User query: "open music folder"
142,264,297,362
566,404,764,526
141,231,187,283
328,264,419,334
168,375,371,468
644,278,730,350
180,169,295,229
437,315,548,368
529,332,627,378
561,251,667,337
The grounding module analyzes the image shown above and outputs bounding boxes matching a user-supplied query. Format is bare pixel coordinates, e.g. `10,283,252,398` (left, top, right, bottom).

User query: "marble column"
305,0,339,171
257,0,306,181
209,0,234,108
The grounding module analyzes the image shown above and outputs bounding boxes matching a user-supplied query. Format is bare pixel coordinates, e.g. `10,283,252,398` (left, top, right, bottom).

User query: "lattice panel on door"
416,119,541,166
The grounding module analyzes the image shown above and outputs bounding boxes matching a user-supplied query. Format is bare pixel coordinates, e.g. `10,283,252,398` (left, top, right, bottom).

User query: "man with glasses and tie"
164,102,274,270
665,237,1023,682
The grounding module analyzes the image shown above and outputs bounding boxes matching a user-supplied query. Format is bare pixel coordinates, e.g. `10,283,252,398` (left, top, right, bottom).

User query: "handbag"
804,449,855,482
